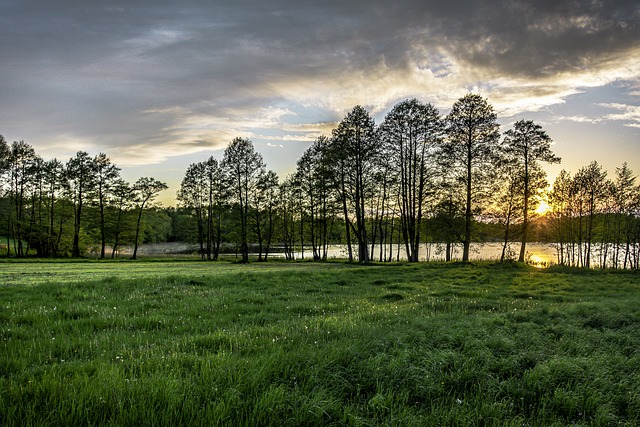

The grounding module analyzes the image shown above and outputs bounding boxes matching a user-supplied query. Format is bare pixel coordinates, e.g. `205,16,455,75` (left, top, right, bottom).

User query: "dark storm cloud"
0,0,638,163
437,0,640,78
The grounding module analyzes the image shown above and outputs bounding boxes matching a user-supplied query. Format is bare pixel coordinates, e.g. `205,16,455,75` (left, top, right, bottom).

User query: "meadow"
1,260,639,426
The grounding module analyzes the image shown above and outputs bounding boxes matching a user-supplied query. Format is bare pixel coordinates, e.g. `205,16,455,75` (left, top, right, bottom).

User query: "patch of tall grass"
1,261,638,425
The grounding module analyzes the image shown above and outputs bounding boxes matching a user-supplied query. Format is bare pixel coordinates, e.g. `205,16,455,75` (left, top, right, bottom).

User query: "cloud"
555,115,602,124
599,103,640,128
436,1,640,79
1,0,639,169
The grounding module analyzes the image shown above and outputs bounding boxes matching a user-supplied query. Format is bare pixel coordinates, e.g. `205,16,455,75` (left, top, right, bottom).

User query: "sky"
1,0,639,206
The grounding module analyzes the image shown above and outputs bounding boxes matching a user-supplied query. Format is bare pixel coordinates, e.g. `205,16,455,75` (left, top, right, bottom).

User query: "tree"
502,120,560,262
295,136,336,260
432,180,466,261
444,94,501,261
204,157,227,261
25,156,48,256
131,177,168,260
329,106,379,262
489,164,524,262
0,135,9,255
548,170,575,266
573,161,608,268
41,159,65,257
66,151,96,257
380,99,444,262
178,157,229,261
110,179,133,258
253,170,279,261
93,153,121,259
7,141,39,256
550,163,610,268
367,144,394,262
222,137,265,263
611,163,640,269
177,162,208,258
278,176,298,260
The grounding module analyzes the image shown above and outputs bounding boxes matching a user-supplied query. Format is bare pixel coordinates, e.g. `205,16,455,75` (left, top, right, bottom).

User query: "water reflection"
527,254,551,268
288,243,557,265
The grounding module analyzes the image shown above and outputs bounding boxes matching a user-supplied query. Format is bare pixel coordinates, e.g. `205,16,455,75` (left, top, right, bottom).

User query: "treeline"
183,94,554,264
177,94,639,268
0,136,167,258
3,94,640,268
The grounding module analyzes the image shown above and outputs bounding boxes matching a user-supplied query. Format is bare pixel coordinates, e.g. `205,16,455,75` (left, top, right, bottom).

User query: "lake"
287,242,557,267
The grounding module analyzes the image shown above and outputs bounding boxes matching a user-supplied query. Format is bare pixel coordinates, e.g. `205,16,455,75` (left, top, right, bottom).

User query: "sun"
535,200,551,216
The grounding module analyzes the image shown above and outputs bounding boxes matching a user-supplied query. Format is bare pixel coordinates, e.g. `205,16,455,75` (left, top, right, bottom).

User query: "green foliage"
1,261,638,425
444,94,501,261
142,209,172,244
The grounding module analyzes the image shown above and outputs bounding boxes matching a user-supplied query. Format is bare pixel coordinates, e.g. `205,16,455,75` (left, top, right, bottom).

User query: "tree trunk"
132,206,144,260
519,158,529,262
463,140,472,262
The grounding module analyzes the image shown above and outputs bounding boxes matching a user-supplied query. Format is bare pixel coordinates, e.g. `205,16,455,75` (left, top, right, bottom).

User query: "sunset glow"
528,254,552,268
535,200,552,216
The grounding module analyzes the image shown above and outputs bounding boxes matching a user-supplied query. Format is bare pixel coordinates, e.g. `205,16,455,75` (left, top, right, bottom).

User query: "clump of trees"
547,162,640,269
3,94,639,268
0,135,167,258
178,95,639,268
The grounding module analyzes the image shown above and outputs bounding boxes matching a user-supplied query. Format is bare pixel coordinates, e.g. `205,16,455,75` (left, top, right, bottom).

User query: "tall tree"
8,141,39,256
295,136,335,260
25,156,47,256
502,120,560,262
253,170,279,261
611,163,640,269
380,99,444,262
131,177,168,260
573,161,607,268
368,145,394,262
330,106,379,262
222,137,265,263
93,153,121,259
66,151,96,257
110,179,133,258
432,180,466,262
328,141,353,262
278,176,298,260
177,162,208,259
204,157,227,261
42,159,65,257
0,135,9,256
548,170,575,266
444,94,501,261
489,164,524,263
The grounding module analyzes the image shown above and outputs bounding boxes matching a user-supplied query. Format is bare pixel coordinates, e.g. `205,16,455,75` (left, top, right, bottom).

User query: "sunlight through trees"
2,95,639,268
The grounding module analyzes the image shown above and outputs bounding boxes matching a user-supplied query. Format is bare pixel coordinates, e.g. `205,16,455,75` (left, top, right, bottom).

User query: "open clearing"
1,260,639,426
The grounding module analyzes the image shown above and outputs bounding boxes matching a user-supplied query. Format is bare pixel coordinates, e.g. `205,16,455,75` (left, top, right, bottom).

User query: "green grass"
1,260,639,426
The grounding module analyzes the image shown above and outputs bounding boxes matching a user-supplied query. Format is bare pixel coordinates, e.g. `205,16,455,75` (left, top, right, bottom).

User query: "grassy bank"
1,261,639,426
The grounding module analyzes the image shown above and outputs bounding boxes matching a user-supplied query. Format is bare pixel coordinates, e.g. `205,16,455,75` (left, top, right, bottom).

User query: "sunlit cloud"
263,142,284,149
36,134,102,161
1,0,638,196
599,103,640,128
555,115,601,124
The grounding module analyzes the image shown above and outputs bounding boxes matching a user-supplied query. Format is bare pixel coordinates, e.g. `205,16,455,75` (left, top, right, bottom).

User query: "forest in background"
2,94,639,268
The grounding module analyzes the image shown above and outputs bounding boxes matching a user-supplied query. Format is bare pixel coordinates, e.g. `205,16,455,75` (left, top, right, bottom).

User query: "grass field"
1,260,639,426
